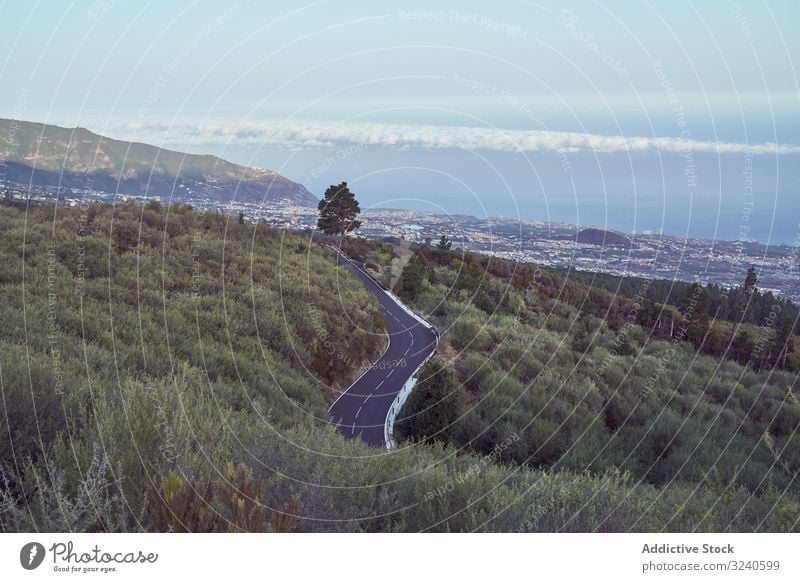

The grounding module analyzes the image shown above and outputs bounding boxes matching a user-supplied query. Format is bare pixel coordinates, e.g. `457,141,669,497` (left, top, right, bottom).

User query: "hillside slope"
0,118,316,205
0,203,797,532
347,240,800,498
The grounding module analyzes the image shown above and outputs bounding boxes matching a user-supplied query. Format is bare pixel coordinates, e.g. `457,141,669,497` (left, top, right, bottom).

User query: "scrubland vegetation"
1,203,797,532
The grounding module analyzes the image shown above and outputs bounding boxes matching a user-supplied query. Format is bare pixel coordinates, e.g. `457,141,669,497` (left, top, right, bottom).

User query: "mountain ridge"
0,118,317,206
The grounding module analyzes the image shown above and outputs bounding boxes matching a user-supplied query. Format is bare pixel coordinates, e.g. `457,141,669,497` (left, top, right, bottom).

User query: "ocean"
165,109,800,244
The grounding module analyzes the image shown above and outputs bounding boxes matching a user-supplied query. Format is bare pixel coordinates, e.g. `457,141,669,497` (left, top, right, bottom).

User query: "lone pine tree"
317,181,362,240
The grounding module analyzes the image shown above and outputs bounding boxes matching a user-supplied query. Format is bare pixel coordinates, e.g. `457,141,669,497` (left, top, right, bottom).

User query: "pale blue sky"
2,0,798,125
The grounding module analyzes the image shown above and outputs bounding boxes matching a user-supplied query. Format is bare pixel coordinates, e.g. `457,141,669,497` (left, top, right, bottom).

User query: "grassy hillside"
1,204,798,532
353,241,800,501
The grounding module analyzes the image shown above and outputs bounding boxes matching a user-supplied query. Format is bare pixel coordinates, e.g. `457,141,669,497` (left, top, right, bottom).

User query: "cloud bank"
105,119,800,156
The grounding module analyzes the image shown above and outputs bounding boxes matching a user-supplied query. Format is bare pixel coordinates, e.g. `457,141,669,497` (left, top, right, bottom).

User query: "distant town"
8,180,800,302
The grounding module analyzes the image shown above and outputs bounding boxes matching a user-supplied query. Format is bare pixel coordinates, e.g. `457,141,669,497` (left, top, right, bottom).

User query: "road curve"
328,250,437,448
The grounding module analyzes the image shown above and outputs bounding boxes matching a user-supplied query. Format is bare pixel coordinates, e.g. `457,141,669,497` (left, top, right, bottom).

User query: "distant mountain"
0,119,316,206
576,227,631,249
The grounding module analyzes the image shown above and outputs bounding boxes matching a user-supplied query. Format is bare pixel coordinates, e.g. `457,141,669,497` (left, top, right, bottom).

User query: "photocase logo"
20,542,46,570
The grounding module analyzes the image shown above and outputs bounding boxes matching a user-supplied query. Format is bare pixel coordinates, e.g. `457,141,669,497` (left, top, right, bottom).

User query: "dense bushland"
387,243,800,502
1,204,797,532
0,202,383,531
562,267,800,333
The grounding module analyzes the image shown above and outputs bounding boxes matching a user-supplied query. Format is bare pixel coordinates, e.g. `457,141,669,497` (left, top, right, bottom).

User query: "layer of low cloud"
104,118,800,156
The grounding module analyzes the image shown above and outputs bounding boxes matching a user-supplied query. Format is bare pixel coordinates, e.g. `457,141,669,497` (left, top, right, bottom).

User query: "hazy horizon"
12,110,795,244
2,1,798,243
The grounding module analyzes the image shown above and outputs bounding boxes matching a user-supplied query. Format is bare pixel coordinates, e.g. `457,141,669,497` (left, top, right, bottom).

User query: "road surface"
328,251,437,447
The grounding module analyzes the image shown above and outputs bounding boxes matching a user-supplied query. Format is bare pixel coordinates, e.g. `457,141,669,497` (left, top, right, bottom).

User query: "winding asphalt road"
328,250,437,447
